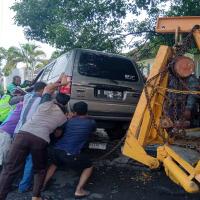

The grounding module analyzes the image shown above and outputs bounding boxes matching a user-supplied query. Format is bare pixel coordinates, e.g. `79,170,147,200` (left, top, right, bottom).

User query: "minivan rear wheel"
106,127,127,140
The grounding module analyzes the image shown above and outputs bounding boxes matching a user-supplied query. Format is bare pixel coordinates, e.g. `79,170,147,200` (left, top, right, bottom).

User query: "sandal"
74,191,91,199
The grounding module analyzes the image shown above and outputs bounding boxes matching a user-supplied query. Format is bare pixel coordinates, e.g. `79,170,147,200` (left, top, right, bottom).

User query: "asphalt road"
2,130,200,200
5,153,200,200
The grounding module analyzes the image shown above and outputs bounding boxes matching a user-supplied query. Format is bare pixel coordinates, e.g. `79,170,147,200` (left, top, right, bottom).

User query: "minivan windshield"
78,52,139,82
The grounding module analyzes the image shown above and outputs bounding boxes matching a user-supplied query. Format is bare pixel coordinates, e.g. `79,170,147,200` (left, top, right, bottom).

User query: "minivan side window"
78,52,139,82
48,52,72,80
40,61,56,82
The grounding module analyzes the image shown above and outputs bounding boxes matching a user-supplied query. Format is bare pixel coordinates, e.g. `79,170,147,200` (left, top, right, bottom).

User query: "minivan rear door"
39,51,74,88
71,50,143,105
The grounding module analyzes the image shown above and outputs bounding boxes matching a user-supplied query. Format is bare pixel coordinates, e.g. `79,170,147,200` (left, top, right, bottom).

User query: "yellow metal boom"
156,16,200,33
123,16,200,193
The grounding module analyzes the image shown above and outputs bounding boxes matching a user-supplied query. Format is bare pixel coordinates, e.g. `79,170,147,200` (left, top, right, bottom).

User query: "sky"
0,0,148,56
0,0,56,58
0,0,170,56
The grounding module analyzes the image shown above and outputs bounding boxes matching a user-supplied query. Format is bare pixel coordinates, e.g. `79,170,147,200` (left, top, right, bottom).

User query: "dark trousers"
0,132,48,200
49,148,92,172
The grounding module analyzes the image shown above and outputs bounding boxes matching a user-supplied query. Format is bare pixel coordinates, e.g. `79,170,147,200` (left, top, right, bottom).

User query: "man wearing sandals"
43,101,96,199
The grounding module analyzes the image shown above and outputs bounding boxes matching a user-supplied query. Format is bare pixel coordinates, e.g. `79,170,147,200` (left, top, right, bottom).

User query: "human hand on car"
43,82,62,94
56,73,71,86
66,112,74,119
43,74,71,94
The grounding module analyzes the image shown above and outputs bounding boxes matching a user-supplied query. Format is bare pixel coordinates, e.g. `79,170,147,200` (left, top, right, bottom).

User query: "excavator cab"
122,16,200,193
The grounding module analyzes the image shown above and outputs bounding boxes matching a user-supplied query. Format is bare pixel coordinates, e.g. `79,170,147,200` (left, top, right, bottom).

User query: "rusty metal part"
160,116,174,129
175,27,180,44
144,25,200,145
174,56,195,78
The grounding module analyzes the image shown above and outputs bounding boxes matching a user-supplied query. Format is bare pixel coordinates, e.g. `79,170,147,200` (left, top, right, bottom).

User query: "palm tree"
1,46,25,76
20,43,47,79
1,44,47,79
50,50,62,60
19,44,47,79
0,47,7,66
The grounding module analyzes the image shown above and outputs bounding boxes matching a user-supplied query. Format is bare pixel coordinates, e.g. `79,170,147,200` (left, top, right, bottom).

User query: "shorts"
48,148,92,172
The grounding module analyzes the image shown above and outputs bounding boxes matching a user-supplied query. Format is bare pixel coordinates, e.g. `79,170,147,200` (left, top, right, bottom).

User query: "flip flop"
74,191,90,199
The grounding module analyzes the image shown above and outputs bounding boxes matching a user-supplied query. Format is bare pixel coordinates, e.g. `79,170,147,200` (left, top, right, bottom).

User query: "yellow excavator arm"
123,16,200,193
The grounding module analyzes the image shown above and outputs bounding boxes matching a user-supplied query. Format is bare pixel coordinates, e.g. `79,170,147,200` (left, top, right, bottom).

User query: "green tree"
50,50,62,61
12,0,129,53
0,46,23,76
0,47,7,66
1,44,47,78
168,0,200,16
11,0,200,57
130,0,200,59
18,44,47,79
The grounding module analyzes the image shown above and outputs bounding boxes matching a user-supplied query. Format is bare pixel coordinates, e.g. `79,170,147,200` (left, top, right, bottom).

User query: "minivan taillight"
60,76,72,95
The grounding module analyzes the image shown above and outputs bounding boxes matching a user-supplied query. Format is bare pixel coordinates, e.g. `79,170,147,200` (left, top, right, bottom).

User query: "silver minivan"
38,49,144,138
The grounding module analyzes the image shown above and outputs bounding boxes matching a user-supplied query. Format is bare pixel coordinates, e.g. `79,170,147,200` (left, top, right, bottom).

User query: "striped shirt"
14,92,41,134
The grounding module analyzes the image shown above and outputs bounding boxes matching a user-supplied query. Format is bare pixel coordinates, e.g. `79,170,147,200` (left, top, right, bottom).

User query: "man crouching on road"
0,76,70,200
43,101,96,199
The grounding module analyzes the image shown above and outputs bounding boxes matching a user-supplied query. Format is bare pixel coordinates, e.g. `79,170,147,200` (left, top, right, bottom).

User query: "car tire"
106,127,127,140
